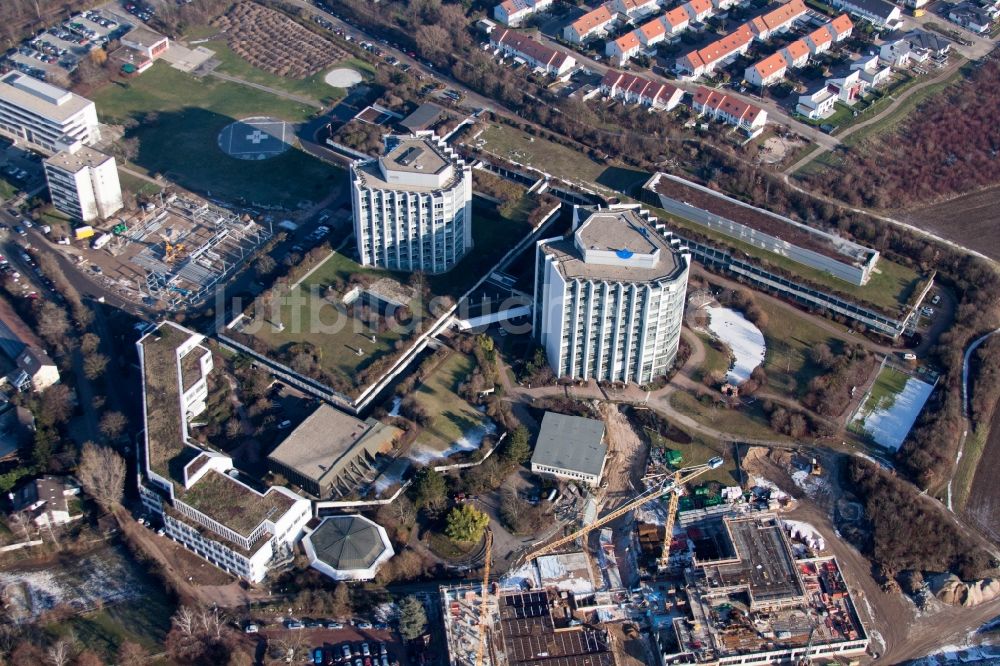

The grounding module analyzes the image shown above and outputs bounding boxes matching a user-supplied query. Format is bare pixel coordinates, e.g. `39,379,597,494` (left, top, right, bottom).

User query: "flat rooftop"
139,322,192,484
0,72,93,123
650,174,876,264
123,25,168,48
382,136,449,175
498,590,613,666
542,208,687,283
531,412,607,478
44,145,113,173
267,405,399,484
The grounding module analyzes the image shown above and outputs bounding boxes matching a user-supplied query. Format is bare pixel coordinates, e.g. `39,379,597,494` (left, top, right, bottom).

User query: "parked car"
312,648,325,665
326,621,344,629
356,621,373,629
285,619,304,629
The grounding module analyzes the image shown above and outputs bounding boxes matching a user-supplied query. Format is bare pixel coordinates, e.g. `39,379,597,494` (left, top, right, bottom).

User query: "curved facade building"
533,205,690,384
351,132,472,274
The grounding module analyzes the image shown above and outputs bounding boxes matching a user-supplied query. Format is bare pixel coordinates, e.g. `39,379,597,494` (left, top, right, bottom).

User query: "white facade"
533,206,690,384
137,322,312,583
352,132,472,274
0,72,99,153
43,145,123,223
796,87,838,119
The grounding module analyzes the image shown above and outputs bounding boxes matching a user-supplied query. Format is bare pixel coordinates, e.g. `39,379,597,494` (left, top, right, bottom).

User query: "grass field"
669,391,786,441
250,251,418,389
188,25,373,105
645,201,923,312
117,169,163,198
480,124,607,185
953,424,988,513
0,175,18,200
49,594,174,660
755,299,844,397
691,332,732,384
859,366,909,413
412,351,486,452
91,64,342,207
652,423,742,486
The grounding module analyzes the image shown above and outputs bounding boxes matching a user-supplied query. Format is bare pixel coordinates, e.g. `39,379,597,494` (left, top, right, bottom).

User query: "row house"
663,6,692,33
804,14,853,54
851,54,892,86
492,29,577,76
796,86,838,118
744,51,788,87
684,0,715,21
828,0,902,29
748,0,808,40
613,0,662,19
601,70,685,109
676,23,753,76
564,4,616,42
692,86,768,136
494,0,555,26
607,30,643,64
780,38,811,67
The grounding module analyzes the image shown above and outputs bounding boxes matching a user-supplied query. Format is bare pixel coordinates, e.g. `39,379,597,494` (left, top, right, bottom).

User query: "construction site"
81,194,272,308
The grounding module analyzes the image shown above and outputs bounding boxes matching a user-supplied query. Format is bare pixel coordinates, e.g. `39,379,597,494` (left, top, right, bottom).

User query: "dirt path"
784,59,964,176
600,404,650,587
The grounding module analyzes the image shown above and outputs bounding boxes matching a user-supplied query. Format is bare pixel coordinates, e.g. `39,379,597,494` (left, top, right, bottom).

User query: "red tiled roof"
640,16,667,40
807,25,833,46
690,24,753,66
754,51,787,77
752,0,807,32
618,0,657,10
783,38,810,60
494,29,573,69
686,0,714,17
570,5,614,35
664,6,691,27
613,31,642,51
604,71,682,104
829,13,854,36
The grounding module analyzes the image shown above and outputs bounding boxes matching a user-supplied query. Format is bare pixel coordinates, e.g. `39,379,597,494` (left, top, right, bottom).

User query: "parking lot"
5,7,132,82
259,622,403,665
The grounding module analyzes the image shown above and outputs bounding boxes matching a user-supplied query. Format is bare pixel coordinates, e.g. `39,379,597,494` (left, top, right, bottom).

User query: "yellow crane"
516,457,723,567
474,528,493,666
658,471,682,571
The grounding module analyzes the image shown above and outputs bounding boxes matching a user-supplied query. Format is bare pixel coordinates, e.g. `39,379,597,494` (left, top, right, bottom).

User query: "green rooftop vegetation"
179,470,296,539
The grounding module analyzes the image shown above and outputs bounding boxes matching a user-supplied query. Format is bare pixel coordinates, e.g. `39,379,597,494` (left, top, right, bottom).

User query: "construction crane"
474,528,493,666
797,625,817,666
657,471,682,571
516,457,724,568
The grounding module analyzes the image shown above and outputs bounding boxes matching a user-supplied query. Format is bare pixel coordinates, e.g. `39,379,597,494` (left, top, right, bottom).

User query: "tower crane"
657,471,682,571
515,456,723,568
474,528,493,666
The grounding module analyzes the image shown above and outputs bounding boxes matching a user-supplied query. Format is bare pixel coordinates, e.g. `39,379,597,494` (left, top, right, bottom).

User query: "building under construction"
442,582,616,666
658,514,869,665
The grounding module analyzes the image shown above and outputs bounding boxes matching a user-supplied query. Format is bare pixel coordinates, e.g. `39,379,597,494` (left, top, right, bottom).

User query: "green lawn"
412,351,486,452
479,124,608,185
755,299,845,397
953,424,988,513
427,199,537,297
649,422,742,486
50,596,173,660
91,64,342,207
645,201,923,313
0,175,18,200
669,391,787,441
691,332,732,384
856,365,910,416
193,32,365,105
250,251,419,390
117,169,162,198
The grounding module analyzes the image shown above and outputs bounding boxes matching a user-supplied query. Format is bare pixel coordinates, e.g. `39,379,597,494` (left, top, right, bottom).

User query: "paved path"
207,69,324,109
785,58,964,175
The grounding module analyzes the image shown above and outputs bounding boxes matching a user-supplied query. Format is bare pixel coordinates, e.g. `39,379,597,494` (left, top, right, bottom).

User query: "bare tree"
116,641,150,666
77,443,125,511
45,640,71,666
99,411,127,441
83,352,109,380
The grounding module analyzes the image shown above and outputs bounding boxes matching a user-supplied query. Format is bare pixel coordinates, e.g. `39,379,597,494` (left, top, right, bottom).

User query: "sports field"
91,64,342,207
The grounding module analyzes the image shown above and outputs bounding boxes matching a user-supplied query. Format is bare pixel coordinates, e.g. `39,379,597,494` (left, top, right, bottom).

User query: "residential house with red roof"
692,86,768,136
662,6,692,33
676,24,753,76
612,0,662,19
492,29,577,76
607,30,643,64
804,25,834,54
780,38,811,68
748,0,807,40
684,0,715,21
564,4,616,43
744,51,788,87
601,70,684,109
828,13,855,40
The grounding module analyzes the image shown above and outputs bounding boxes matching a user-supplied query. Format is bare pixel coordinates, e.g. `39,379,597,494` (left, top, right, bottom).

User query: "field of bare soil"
965,407,1000,542
903,186,1000,262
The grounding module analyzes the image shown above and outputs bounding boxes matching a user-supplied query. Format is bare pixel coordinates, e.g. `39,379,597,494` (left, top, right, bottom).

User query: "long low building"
491,29,577,77
137,322,312,583
677,24,753,77
530,412,608,485
600,70,684,110
267,405,400,498
0,72,99,153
